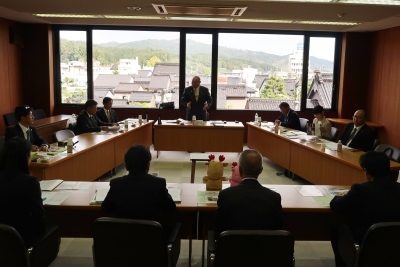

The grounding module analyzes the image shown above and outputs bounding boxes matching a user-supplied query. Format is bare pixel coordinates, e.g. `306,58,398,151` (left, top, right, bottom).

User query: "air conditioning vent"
152,4,168,14
232,7,247,17
152,3,247,17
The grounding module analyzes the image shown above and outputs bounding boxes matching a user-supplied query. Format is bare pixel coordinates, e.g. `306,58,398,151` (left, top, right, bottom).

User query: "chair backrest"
357,222,400,267
214,230,294,267
0,224,29,267
32,109,46,120
374,144,400,162
372,139,380,150
92,217,169,267
3,113,18,127
53,129,75,142
299,118,308,132
331,126,339,142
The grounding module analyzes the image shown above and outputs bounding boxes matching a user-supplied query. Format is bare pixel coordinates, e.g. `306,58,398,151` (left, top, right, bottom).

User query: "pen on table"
42,197,47,201
73,141,79,146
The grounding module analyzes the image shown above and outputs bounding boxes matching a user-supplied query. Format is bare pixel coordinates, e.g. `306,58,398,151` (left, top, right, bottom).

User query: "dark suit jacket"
339,123,375,151
181,85,213,121
276,109,301,131
96,108,118,123
102,173,176,221
0,171,45,247
5,124,47,147
214,179,283,236
75,110,113,135
330,179,400,243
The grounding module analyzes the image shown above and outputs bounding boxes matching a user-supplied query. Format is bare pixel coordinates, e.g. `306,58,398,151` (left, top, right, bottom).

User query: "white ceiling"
0,0,400,32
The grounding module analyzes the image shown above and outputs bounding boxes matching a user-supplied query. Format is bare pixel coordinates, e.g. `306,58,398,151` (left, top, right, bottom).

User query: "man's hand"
113,123,119,126
40,145,49,152
31,145,39,152
203,102,209,110
187,101,191,109
275,120,281,125
101,126,109,131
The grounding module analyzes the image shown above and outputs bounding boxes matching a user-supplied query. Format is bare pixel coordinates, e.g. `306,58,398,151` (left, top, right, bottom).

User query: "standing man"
75,99,116,135
96,97,118,123
5,105,48,152
181,76,212,121
338,109,375,151
330,151,400,267
102,144,176,221
275,102,301,130
214,149,282,236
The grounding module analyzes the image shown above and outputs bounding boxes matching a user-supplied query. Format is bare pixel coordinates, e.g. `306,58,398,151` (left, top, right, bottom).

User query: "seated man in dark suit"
75,99,117,135
338,109,375,151
330,151,400,267
275,102,301,131
5,105,48,152
102,144,176,222
96,97,118,123
214,149,282,236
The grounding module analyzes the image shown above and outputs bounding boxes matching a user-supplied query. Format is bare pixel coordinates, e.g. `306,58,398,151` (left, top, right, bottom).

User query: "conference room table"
247,123,400,185
153,120,244,157
29,121,152,181
33,114,71,144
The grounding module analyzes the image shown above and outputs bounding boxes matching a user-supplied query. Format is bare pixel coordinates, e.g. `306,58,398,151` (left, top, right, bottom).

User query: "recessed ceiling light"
127,7,141,11
235,18,359,25
166,16,233,22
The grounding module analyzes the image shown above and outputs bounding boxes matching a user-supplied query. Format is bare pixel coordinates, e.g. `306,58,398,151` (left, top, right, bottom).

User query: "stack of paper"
55,182,92,190
168,188,181,202
40,180,64,191
294,185,324,196
42,191,71,205
197,191,220,204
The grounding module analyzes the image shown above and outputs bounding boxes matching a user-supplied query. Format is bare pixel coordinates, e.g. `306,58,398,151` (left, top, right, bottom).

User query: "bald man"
181,76,212,121
338,110,375,151
214,149,282,236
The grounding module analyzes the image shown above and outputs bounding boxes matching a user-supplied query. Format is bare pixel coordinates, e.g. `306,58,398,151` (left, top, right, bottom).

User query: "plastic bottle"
158,116,162,124
145,113,148,123
306,122,311,135
311,123,315,136
337,140,342,152
67,138,73,153
255,113,258,123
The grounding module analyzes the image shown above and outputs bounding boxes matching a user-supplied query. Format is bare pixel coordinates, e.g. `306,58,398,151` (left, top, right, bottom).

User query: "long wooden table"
30,121,153,181
44,182,345,241
247,123,400,185
153,121,244,157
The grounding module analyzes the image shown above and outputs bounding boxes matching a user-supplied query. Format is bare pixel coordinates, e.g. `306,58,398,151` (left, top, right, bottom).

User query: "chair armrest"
338,224,359,267
29,226,60,267
166,223,181,244
207,230,216,253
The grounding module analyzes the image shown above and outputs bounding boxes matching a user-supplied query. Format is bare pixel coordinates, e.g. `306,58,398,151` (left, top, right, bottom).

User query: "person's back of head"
239,149,263,179
279,102,290,109
0,137,31,175
359,151,390,180
102,97,112,105
84,99,98,110
124,144,152,174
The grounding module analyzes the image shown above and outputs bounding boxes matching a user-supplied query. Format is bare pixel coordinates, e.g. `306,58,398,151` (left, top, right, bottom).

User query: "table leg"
191,160,196,183
157,150,160,158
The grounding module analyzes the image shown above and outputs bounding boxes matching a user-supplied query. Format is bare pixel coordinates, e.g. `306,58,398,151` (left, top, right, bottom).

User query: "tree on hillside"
146,56,161,67
260,75,287,99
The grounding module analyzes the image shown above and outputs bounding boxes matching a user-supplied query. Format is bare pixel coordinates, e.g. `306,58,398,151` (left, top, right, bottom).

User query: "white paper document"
42,191,71,205
294,185,324,197
90,188,110,204
40,180,64,191
55,181,92,190
168,188,181,202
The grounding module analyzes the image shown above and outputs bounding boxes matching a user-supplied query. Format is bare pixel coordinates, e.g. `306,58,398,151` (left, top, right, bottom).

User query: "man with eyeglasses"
5,105,49,152
338,109,375,151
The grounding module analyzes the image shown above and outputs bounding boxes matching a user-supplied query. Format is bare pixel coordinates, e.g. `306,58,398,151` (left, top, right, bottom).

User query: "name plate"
194,120,205,125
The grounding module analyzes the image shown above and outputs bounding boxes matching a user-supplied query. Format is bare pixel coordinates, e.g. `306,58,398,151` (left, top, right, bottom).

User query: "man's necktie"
194,88,199,102
91,116,97,127
348,128,357,141
26,129,30,143
106,110,111,123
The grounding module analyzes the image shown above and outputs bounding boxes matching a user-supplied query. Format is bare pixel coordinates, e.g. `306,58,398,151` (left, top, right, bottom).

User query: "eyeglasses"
24,106,31,109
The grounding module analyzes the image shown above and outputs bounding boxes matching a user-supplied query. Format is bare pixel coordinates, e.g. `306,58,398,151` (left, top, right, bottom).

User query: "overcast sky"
60,30,335,61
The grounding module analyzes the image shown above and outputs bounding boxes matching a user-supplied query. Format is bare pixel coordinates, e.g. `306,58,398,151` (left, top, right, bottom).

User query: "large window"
54,27,340,111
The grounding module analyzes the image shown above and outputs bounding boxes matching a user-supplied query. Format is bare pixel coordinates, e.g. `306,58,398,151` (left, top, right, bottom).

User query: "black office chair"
93,217,181,267
331,126,340,142
374,144,400,181
338,222,400,267
372,139,380,150
32,109,46,120
3,113,18,127
299,118,308,132
207,230,294,267
53,129,75,142
0,224,60,267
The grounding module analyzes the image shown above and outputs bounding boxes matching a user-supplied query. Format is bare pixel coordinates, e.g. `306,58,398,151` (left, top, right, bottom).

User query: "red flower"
219,155,225,162
232,161,237,167
209,154,215,160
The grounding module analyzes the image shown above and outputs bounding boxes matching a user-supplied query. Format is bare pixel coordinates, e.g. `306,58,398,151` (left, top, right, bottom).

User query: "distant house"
148,75,171,92
114,83,143,100
246,98,299,111
118,58,139,75
93,89,114,105
129,91,156,108
216,84,254,110
133,77,151,90
153,63,179,76
307,71,333,109
137,69,152,77
94,74,133,90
